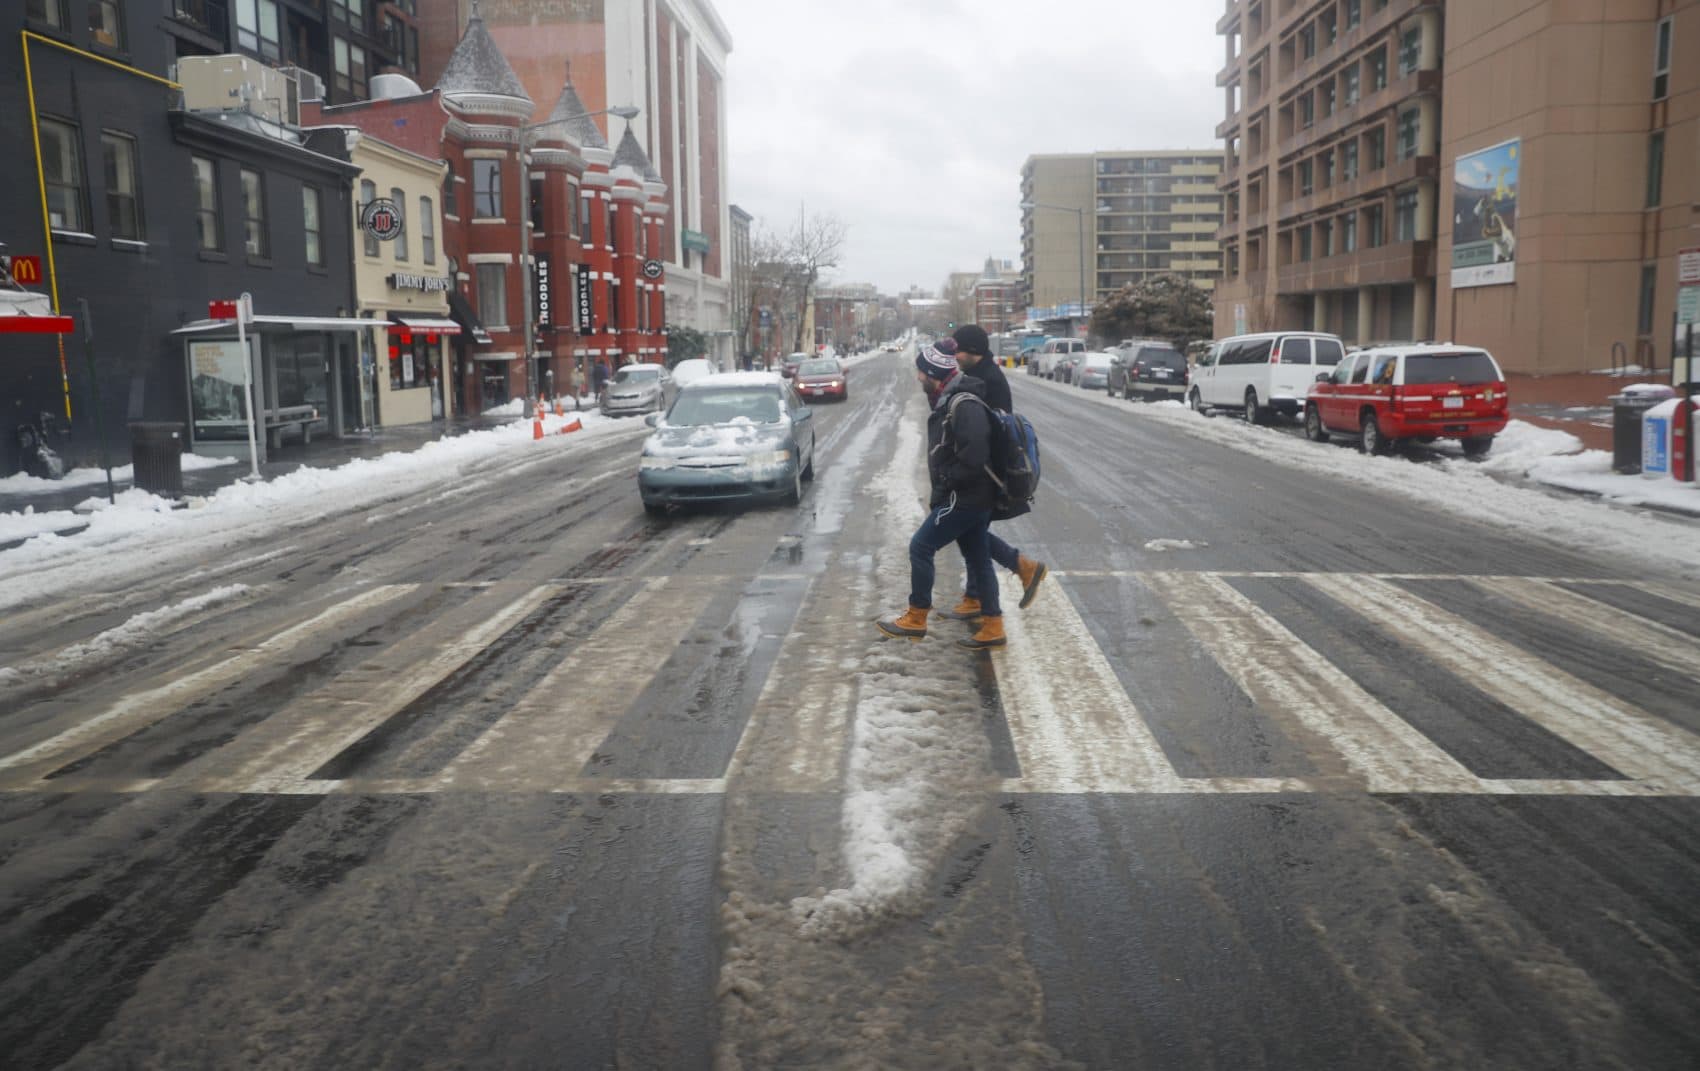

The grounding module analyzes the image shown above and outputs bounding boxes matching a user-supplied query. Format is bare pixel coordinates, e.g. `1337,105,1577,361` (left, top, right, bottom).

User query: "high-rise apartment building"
1215,0,1699,375
1020,150,1225,317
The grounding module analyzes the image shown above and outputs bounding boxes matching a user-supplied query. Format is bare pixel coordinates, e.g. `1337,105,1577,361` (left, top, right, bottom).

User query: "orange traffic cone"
553,398,565,417
560,417,582,434
532,413,544,440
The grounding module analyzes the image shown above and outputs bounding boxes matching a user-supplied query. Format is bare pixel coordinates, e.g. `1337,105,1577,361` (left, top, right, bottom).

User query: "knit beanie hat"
916,339,959,380
951,324,992,358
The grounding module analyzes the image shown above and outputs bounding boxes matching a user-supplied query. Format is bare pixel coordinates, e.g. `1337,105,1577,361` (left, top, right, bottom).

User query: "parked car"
1074,351,1116,389
1035,338,1086,379
1305,344,1509,457
1188,331,1346,423
670,358,715,388
1053,353,1085,384
637,372,817,513
779,352,809,379
794,357,847,402
1112,343,1190,400
600,362,675,417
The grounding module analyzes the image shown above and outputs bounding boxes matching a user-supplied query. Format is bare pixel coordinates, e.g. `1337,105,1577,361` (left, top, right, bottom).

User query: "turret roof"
613,126,662,183
436,4,530,103
546,79,607,149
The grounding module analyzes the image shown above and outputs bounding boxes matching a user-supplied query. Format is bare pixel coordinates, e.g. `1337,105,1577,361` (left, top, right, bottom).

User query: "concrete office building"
1020,150,1225,318
1214,0,1700,376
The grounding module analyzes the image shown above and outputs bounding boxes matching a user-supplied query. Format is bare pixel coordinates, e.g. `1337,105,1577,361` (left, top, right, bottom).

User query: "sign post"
212,294,260,480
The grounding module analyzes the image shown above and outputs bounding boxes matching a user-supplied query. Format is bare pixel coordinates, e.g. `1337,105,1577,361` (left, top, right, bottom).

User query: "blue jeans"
963,531,1020,600
909,503,1001,617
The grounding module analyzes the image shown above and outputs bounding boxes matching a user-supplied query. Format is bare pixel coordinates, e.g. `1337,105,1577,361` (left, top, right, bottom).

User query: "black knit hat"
951,324,992,357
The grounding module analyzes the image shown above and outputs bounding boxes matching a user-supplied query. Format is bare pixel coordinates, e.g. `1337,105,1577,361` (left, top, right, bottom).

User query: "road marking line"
1305,574,1700,793
1053,570,1628,582
1469,577,1700,681
998,572,1184,793
430,576,713,791
187,584,563,794
1148,572,1485,794
1627,581,1700,613
0,585,416,783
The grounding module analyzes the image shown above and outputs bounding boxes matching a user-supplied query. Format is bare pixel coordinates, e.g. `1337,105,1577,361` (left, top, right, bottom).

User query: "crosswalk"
2,570,1697,798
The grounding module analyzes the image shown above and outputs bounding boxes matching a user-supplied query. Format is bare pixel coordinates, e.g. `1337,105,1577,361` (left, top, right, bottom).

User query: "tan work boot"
1016,556,1049,609
875,605,930,641
957,615,1007,650
945,595,982,620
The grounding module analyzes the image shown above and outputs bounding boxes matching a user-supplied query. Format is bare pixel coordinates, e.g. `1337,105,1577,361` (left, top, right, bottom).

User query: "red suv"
1305,344,1509,457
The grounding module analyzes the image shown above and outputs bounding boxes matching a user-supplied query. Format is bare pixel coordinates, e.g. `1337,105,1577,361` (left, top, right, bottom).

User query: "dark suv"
1110,342,1188,400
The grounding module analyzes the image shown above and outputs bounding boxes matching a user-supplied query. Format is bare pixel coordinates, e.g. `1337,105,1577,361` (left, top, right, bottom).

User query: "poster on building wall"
187,338,253,440
1451,138,1520,289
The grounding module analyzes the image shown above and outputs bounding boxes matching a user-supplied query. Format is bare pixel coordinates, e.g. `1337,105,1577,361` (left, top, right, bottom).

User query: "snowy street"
2,350,1698,1069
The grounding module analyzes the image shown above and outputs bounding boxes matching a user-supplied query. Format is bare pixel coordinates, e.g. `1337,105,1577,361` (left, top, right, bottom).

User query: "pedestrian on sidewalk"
876,341,1006,649
943,324,1048,620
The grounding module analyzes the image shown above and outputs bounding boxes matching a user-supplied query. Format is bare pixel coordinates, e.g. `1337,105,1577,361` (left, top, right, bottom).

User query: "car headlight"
745,449,792,467
639,455,678,470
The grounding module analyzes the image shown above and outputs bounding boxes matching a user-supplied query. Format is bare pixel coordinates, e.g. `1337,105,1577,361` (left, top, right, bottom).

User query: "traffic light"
947,321,955,329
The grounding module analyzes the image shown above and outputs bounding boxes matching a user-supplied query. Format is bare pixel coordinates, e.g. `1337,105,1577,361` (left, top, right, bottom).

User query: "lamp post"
520,104,640,411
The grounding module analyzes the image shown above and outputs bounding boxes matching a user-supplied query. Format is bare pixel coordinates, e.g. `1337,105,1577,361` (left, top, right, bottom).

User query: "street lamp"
1020,200,1111,333
521,104,640,410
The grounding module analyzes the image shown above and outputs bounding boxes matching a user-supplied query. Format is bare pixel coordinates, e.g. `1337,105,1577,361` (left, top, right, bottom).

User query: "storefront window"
388,332,433,390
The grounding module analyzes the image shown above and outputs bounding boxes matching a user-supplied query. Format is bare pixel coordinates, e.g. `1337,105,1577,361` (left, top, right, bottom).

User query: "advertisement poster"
188,338,253,440
1451,138,1520,289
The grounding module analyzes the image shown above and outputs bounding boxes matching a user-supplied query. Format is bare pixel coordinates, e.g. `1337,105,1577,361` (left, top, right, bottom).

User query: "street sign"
1678,247,1700,286
1678,285,1699,326
9,255,42,285
209,299,239,321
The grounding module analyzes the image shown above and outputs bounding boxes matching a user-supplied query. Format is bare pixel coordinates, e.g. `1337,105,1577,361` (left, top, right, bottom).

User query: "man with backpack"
945,324,1048,620
876,340,1007,650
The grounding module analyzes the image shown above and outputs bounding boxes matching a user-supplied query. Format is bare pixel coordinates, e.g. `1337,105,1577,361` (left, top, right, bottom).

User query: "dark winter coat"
962,355,1012,413
926,373,999,512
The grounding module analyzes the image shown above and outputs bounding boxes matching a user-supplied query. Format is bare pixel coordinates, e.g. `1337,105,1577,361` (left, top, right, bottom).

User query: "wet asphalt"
0,352,1697,1069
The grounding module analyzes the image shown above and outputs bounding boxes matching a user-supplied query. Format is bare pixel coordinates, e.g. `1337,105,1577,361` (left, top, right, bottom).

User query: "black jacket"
962,355,1012,412
926,374,999,512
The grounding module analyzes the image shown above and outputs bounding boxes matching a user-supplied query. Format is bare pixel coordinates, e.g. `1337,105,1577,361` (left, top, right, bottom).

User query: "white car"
1035,338,1086,379
670,358,715,387
1188,331,1346,424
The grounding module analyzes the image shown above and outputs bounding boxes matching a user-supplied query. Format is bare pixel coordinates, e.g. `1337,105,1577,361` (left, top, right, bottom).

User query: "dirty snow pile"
0,451,235,497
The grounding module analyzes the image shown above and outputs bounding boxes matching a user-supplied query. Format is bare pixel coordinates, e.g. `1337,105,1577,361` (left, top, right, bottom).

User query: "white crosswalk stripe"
3,572,1698,798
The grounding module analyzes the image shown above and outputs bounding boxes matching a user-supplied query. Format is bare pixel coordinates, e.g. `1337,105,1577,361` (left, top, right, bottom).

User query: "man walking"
945,324,1048,619
876,341,1006,650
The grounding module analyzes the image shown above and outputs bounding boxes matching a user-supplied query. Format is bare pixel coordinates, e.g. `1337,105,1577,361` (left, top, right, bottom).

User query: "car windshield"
799,359,839,375
614,367,660,385
668,388,785,426
1404,352,1501,385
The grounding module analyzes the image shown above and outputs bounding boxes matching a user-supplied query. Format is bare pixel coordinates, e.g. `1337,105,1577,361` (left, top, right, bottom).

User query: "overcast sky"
714,0,1225,296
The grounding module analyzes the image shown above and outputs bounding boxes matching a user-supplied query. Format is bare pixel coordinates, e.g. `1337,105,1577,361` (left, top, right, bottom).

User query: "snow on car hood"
642,418,789,460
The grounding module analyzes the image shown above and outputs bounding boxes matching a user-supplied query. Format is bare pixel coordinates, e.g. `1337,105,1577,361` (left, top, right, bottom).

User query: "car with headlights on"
637,372,817,514
793,356,847,402
600,362,674,417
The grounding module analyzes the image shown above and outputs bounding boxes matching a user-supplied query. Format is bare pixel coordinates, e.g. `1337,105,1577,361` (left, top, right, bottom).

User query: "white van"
1035,338,1086,379
1189,331,1346,423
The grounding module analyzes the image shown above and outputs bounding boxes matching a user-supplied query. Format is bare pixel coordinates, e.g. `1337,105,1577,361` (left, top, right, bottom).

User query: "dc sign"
362,198,404,242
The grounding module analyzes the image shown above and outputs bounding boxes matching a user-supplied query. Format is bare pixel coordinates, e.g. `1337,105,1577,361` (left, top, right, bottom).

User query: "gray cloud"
718,0,1224,294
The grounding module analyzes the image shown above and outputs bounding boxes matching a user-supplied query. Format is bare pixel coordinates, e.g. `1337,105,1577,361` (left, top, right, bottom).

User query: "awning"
0,314,75,334
172,315,375,335
446,290,494,345
391,316,462,335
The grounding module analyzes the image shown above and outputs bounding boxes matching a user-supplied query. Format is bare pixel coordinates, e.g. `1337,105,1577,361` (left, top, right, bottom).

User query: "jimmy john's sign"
388,273,452,293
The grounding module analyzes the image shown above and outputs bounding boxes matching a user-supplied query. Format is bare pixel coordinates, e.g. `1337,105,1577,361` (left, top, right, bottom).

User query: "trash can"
129,421,185,497
1609,384,1675,474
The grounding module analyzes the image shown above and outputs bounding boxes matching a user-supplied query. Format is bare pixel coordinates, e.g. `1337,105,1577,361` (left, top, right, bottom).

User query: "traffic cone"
553,397,565,417
560,417,582,434
532,413,544,440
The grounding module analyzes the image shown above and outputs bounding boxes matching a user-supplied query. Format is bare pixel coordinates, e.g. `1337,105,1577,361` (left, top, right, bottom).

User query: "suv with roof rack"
1305,343,1509,457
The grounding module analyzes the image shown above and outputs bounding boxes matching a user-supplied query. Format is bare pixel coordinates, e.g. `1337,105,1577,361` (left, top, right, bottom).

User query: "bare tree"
742,226,793,361
786,212,847,354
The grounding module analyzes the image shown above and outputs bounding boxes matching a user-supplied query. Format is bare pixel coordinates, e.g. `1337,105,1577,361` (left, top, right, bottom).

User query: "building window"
1341,213,1357,253
360,179,377,257
1300,22,1315,59
1397,108,1420,160
1321,149,1335,187
98,131,143,240
1399,25,1422,77
234,0,280,61
1368,46,1388,91
1341,140,1359,180
88,0,124,48
608,277,620,329
1645,132,1665,208
579,188,592,237
303,186,323,266
1319,219,1334,257
1299,93,1314,128
442,173,457,218
1394,189,1418,241
1637,266,1657,333
40,118,85,232
419,196,435,264
241,168,267,257
476,263,506,326
1321,7,1337,45
390,186,408,260
607,203,619,252
1365,204,1384,248
1342,64,1360,106
568,181,581,238
529,175,545,232
193,156,220,250
1367,127,1387,170
333,37,367,99
26,0,68,30
1320,80,1336,116
1298,227,1312,261
1299,158,1314,196
1654,16,1672,99
1345,0,1360,30
330,0,364,29
473,159,501,218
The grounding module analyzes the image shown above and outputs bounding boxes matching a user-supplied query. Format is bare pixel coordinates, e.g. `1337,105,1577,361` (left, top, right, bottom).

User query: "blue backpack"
947,395,1041,506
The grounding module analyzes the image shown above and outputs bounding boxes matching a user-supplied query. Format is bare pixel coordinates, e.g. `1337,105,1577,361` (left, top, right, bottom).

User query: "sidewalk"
1505,369,1665,452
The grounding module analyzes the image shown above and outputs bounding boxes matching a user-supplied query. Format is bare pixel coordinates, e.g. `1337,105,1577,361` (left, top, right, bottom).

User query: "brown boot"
875,605,930,641
957,615,1007,650
1016,556,1049,609
944,595,982,620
